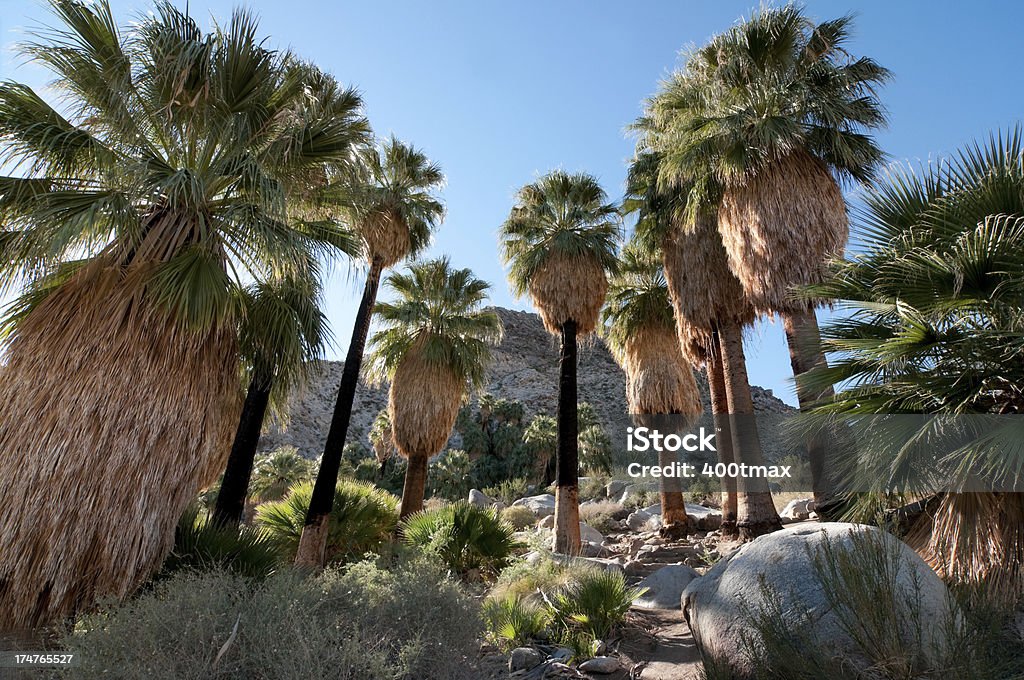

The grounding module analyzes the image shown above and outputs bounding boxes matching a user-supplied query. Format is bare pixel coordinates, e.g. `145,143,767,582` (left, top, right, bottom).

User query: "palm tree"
524,414,558,484
0,1,368,629
248,447,317,504
602,241,702,536
213,275,334,527
296,137,444,566
369,409,396,477
627,147,780,538
500,171,621,554
365,258,502,518
805,130,1024,599
653,6,890,506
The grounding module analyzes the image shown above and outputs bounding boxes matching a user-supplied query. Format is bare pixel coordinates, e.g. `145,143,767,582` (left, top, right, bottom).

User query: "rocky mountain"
259,307,794,458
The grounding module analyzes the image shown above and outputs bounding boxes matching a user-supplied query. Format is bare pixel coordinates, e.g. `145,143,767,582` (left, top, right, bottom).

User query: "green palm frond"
365,257,502,389
0,0,370,330
601,238,675,355
499,170,621,297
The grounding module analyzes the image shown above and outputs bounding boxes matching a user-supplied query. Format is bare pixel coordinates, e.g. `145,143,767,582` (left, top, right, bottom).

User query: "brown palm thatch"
662,213,755,355
718,150,848,315
388,349,464,518
907,492,1024,603
619,326,702,421
0,263,240,631
529,253,608,336
361,208,412,269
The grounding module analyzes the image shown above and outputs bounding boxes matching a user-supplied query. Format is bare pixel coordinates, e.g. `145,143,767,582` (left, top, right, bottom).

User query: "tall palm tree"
628,147,780,538
295,137,444,566
500,171,620,554
365,258,502,518
602,241,702,536
213,274,334,527
524,414,558,484
653,6,890,506
805,130,1024,600
0,1,368,629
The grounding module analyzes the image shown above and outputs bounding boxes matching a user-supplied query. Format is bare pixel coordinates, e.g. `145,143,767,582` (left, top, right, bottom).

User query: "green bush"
579,500,626,534
161,505,282,579
482,477,530,505
482,595,551,651
255,480,398,563
58,558,483,680
429,449,472,500
579,475,609,501
550,568,646,642
501,505,538,531
401,501,519,578
247,446,316,503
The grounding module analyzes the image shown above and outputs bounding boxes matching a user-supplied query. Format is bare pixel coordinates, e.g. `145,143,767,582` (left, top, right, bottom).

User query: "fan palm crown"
500,170,620,335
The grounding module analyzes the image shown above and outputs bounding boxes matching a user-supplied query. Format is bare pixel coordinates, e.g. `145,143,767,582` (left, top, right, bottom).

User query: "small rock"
538,515,555,529
580,522,604,545
624,559,648,577
634,564,702,609
468,489,492,508
578,656,620,673
606,480,627,498
779,497,815,521
549,647,573,662
626,510,652,531
509,647,543,672
512,494,556,518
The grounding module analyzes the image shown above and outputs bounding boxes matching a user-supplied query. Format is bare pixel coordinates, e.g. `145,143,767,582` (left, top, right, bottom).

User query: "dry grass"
528,252,607,336
718,149,848,315
360,208,411,268
579,500,625,534
389,349,464,460
0,263,241,631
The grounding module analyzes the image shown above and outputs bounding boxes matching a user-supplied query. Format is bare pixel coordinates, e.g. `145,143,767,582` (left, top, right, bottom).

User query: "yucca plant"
400,501,519,578
0,0,369,628
257,480,398,563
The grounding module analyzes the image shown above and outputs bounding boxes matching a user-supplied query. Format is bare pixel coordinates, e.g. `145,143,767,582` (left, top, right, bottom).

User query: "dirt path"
618,609,703,680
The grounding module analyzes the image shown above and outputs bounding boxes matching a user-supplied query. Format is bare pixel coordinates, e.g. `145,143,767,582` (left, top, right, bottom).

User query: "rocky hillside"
259,307,793,458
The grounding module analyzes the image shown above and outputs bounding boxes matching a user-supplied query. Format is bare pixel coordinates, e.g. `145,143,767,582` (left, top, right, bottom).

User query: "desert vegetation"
0,1,1021,678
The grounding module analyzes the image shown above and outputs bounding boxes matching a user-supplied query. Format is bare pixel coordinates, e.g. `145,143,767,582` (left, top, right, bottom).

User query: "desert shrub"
482,477,531,505
501,505,538,531
401,501,519,578
685,474,719,505
715,530,1024,680
482,595,551,651
579,475,609,501
161,505,281,579
621,488,656,510
255,480,398,563
579,501,625,534
550,569,646,642
58,558,483,680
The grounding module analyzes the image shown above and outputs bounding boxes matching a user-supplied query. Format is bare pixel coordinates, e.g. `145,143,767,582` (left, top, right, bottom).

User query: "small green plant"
483,477,531,505
482,595,552,651
255,480,398,562
549,568,647,641
401,501,519,578
501,504,538,531
162,505,281,579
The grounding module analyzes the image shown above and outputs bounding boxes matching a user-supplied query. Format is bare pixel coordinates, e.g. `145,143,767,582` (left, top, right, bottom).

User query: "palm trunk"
553,320,581,555
718,320,782,540
658,447,688,538
782,308,835,511
399,453,429,519
213,376,272,527
295,258,384,568
706,336,738,539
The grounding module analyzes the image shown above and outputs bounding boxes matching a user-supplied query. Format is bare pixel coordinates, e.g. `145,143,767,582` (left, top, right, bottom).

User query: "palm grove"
0,0,1021,634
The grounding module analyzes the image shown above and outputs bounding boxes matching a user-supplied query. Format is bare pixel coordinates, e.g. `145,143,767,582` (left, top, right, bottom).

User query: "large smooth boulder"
633,564,701,610
682,523,956,678
512,494,556,518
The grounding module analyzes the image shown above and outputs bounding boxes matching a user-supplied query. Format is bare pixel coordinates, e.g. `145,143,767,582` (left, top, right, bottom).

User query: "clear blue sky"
3,1,1023,406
